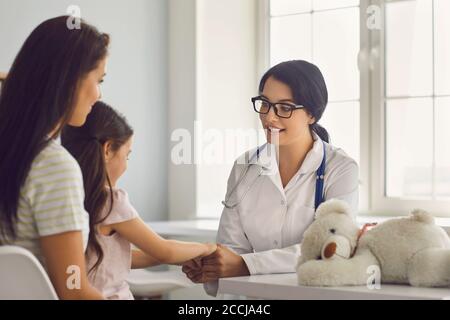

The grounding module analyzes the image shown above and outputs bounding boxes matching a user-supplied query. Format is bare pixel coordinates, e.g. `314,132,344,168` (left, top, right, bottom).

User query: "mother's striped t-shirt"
4,139,89,266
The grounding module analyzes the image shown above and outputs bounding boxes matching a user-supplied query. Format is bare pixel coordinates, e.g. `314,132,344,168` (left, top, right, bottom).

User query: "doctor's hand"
199,244,250,282
182,257,204,283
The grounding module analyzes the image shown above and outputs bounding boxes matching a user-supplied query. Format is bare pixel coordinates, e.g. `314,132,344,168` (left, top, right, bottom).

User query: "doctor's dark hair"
258,60,329,143
61,101,133,273
0,16,109,240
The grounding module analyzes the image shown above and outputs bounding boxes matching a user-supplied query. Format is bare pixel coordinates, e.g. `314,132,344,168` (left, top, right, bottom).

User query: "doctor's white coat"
205,133,358,296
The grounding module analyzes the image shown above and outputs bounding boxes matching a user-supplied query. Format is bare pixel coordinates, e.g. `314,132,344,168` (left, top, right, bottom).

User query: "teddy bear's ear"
315,199,351,219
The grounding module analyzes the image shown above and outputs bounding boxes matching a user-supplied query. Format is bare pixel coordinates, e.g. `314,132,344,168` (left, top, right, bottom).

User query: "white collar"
252,132,325,175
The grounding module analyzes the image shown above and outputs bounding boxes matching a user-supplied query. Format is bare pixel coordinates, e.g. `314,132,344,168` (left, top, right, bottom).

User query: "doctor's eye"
329,228,336,234
279,104,294,113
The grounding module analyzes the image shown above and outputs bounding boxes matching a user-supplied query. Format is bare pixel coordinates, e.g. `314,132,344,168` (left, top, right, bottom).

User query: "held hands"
201,243,218,257
181,244,250,283
173,243,216,267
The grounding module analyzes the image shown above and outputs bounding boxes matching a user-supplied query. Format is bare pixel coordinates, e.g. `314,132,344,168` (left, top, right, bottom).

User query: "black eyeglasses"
251,96,304,119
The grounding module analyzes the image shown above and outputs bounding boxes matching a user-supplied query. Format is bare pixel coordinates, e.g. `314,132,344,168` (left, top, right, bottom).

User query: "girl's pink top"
87,188,138,300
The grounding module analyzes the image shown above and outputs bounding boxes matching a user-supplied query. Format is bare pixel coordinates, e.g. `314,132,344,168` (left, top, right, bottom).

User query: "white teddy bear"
297,199,450,287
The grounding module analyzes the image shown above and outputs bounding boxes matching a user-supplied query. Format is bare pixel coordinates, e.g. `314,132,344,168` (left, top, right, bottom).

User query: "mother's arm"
40,231,103,300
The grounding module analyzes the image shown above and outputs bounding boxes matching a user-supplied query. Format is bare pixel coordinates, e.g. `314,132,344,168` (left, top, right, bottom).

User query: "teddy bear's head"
298,199,360,266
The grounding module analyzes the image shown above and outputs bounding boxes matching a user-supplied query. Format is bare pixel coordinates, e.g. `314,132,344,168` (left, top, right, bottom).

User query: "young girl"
61,101,216,299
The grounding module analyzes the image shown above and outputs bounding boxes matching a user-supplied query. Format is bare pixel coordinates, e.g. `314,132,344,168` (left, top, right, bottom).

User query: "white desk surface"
218,273,450,300
148,219,219,238
149,219,450,299
147,216,450,238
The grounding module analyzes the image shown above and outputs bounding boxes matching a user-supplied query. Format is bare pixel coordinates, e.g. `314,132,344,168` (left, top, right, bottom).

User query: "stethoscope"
221,141,326,211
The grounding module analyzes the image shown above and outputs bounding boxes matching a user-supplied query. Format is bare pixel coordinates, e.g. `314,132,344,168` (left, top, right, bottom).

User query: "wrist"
237,256,250,276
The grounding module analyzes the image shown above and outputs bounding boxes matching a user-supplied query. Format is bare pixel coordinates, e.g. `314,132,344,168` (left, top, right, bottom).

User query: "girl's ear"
103,140,113,162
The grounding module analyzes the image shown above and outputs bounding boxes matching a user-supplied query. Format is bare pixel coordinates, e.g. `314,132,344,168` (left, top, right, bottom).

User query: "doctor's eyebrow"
259,94,295,104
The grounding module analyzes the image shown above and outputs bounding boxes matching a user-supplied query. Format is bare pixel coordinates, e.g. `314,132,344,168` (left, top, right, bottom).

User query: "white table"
218,273,450,300
147,216,450,239
148,219,450,299
147,219,218,238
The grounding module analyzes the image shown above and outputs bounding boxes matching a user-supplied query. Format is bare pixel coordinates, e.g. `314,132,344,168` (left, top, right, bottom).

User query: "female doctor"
182,60,359,294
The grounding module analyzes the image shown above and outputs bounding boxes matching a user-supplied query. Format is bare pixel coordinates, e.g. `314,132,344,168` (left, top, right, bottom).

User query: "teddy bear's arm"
297,249,379,287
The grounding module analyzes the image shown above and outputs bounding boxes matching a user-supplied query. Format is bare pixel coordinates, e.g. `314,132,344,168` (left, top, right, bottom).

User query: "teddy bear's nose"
323,242,337,259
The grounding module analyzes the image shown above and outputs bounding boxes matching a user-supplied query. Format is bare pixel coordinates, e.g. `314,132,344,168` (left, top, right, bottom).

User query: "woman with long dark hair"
0,16,109,299
182,60,359,295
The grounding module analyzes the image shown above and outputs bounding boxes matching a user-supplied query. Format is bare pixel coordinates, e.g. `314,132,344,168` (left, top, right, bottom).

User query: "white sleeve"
204,161,254,297
240,244,301,275
206,244,302,297
324,158,359,218
216,160,254,255
220,158,358,276
205,161,304,295
216,207,253,255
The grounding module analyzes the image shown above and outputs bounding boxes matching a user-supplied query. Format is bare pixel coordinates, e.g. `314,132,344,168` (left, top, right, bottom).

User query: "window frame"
370,0,450,217
262,0,450,217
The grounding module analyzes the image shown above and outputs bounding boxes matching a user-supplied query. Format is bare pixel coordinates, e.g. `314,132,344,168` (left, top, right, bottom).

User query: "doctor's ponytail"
310,123,329,144
258,60,330,143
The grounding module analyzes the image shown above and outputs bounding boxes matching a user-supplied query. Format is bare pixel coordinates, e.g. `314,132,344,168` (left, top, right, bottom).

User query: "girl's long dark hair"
259,60,330,143
61,101,133,273
0,16,109,239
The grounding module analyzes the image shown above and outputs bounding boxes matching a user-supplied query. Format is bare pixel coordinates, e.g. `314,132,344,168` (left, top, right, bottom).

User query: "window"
194,0,260,218
267,0,450,216
269,0,361,165
385,0,448,200
372,0,450,216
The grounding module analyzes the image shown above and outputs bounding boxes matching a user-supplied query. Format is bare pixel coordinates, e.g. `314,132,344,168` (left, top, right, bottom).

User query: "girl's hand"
110,218,218,265
200,243,217,257
199,244,250,283
182,243,216,283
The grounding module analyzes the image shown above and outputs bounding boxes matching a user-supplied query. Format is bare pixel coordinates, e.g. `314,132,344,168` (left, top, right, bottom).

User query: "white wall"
0,0,168,221
168,0,198,220
168,0,259,219
196,0,259,218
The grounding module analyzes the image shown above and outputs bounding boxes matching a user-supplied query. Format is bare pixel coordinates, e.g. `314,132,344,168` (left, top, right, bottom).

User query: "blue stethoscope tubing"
221,142,326,210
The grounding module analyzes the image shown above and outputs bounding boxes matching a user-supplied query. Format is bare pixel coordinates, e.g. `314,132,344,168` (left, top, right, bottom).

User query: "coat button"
280,200,286,206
